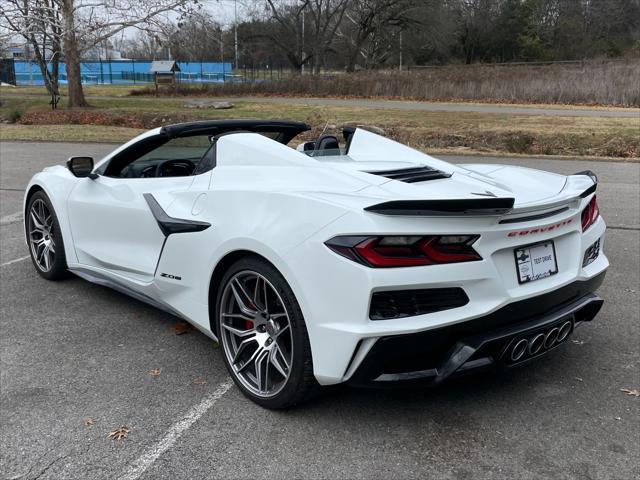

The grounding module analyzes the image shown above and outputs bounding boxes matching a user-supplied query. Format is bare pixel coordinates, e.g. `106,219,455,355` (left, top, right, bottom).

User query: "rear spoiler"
574,170,598,198
366,171,596,217
364,198,515,216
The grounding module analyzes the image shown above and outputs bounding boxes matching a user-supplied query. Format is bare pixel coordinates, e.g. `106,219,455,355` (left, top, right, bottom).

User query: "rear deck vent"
370,287,469,320
367,166,451,183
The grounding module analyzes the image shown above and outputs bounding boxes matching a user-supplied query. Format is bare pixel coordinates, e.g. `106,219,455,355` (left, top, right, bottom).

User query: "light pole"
399,30,403,72
234,0,239,70
301,5,305,74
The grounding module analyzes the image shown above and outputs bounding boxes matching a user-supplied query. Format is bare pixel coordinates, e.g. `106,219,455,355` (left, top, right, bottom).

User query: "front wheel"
215,257,318,408
26,191,69,280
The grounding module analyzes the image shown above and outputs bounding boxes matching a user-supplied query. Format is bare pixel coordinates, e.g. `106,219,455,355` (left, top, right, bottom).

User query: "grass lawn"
1,87,639,159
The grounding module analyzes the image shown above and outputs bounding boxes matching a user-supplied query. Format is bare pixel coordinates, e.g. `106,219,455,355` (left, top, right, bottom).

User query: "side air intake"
366,166,451,183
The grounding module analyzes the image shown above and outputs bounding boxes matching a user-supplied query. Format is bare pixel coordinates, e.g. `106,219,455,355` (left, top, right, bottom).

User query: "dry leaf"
620,388,640,397
192,378,207,385
107,426,131,440
148,368,162,376
173,321,189,335
84,418,95,426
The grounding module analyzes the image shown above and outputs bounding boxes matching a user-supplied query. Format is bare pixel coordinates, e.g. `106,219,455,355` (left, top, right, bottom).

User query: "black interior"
97,121,361,179
99,120,312,179
313,135,340,156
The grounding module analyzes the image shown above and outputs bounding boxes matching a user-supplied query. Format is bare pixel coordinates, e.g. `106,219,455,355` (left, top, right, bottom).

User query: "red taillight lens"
325,235,482,268
581,196,600,232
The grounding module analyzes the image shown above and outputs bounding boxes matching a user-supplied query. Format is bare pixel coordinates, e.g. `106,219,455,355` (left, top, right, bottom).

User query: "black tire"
25,191,69,280
215,256,319,409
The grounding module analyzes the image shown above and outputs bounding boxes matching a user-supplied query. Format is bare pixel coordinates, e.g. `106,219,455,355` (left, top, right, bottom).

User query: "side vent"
366,166,451,183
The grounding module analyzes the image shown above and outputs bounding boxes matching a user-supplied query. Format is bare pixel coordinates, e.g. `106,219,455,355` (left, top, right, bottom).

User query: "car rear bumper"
283,206,608,385
346,271,605,387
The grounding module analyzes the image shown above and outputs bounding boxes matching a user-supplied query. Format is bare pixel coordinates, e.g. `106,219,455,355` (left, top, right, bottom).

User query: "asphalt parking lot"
1,141,638,480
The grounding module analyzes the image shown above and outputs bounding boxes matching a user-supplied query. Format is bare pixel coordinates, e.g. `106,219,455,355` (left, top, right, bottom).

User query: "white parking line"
120,380,234,480
0,255,30,267
0,211,23,226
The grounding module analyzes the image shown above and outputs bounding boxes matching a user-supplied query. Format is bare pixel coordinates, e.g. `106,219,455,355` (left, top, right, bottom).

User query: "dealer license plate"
515,241,558,284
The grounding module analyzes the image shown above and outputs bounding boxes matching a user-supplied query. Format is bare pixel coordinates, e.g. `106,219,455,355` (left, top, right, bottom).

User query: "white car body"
24,122,608,388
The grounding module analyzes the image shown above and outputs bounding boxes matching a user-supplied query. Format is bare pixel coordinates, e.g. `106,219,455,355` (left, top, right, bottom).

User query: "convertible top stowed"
24,121,607,408
160,119,310,144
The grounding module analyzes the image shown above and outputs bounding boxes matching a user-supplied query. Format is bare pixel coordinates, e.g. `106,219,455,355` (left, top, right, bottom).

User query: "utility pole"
234,0,239,70
301,7,305,74
399,30,403,72
220,27,224,63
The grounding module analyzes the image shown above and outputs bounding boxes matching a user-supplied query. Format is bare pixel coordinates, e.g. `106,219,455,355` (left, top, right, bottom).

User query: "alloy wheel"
219,270,294,398
28,198,56,272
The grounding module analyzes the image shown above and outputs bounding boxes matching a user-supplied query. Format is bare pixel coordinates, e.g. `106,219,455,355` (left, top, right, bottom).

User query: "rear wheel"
26,191,68,280
215,257,318,408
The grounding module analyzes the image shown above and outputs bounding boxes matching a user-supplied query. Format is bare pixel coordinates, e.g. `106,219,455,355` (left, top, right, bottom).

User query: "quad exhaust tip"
544,327,560,349
511,339,529,362
528,333,545,355
508,320,573,364
557,321,572,342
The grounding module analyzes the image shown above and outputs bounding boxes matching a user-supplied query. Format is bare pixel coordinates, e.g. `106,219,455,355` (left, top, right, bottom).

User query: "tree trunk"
28,37,58,97
62,0,88,107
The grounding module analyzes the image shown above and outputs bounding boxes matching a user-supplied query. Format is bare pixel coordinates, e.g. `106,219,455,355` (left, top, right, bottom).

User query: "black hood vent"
366,166,451,183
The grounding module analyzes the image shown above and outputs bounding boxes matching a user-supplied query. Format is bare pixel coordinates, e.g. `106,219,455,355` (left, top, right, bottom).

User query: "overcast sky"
203,0,253,25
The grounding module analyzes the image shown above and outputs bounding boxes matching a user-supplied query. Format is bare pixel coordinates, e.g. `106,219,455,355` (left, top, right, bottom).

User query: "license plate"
515,241,558,284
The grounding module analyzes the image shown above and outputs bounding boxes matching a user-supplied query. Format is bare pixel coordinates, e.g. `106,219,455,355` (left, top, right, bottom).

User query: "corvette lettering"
508,218,573,237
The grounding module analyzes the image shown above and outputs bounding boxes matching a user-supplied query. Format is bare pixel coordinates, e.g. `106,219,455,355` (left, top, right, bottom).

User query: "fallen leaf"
148,368,161,376
173,321,189,335
84,418,95,426
192,378,207,385
620,388,640,397
107,426,131,440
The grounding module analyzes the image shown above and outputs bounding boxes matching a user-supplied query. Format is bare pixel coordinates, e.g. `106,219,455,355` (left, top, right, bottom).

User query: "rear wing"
364,171,597,217
364,198,515,216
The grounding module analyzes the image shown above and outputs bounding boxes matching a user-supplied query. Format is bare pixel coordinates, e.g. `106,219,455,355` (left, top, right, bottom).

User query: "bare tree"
1,0,62,97
2,0,197,107
305,0,349,73
119,31,166,60
259,0,349,73
336,0,415,71
167,11,225,61
258,0,311,72
59,0,197,107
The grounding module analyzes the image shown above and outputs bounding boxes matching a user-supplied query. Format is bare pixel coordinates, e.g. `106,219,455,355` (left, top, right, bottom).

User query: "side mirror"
67,156,96,179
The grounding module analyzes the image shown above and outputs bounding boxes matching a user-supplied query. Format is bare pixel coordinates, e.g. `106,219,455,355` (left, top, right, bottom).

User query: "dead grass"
1,90,638,159
0,124,145,143
130,60,640,107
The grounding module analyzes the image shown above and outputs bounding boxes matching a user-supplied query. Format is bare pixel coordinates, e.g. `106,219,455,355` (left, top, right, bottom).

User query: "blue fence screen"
13,60,233,85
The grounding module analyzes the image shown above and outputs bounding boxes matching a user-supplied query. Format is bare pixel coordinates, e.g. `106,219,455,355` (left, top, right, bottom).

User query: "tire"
215,256,319,409
25,191,69,280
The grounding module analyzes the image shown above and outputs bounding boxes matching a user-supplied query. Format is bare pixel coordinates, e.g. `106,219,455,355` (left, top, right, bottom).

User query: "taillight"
325,235,481,268
581,196,599,232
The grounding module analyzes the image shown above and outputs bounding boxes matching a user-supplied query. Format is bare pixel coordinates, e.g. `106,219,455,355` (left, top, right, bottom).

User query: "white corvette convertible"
24,120,608,408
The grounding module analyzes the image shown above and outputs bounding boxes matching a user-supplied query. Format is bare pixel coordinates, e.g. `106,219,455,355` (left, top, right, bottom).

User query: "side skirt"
69,265,218,341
